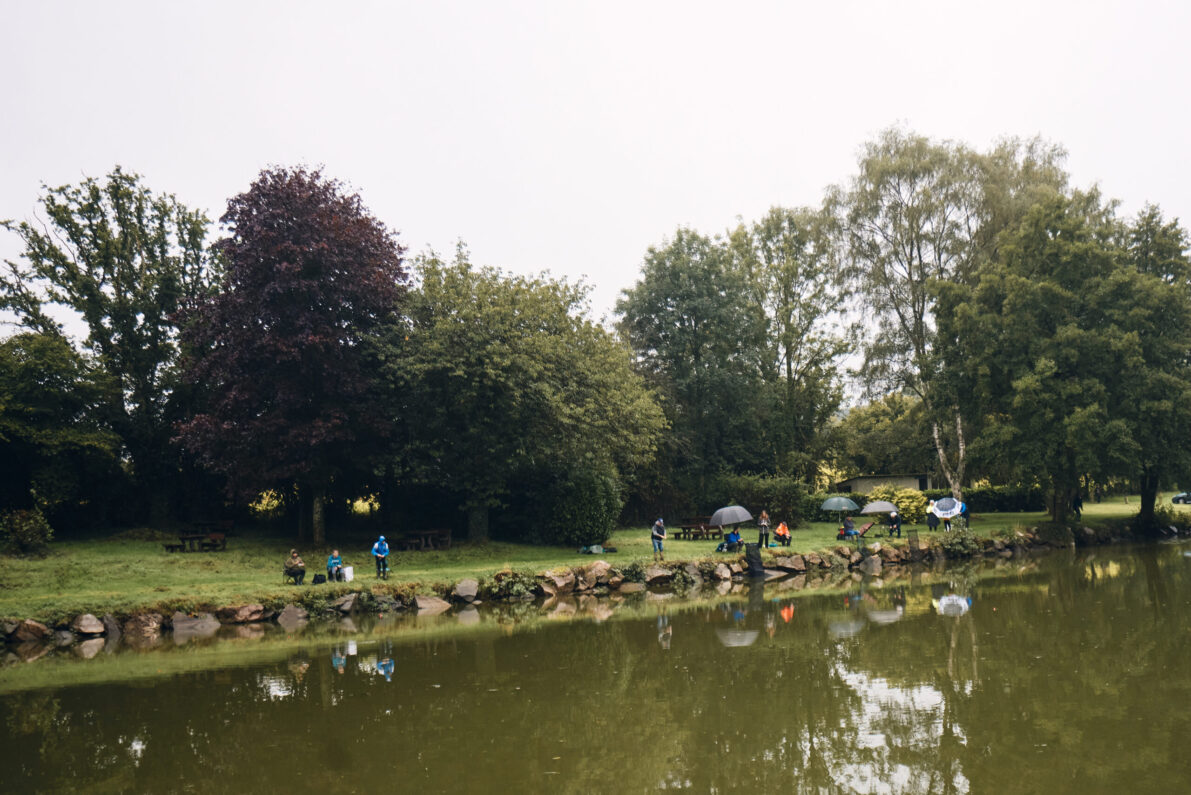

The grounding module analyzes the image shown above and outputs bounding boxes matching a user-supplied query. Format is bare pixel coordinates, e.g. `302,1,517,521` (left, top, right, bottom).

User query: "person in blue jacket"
327,549,344,582
716,528,742,552
372,536,390,578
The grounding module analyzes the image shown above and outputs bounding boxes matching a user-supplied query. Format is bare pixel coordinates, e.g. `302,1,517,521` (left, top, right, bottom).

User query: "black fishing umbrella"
860,500,898,515
821,496,860,527
710,505,753,527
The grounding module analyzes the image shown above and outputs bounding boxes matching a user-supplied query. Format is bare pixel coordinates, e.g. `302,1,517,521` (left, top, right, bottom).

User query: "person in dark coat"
888,511,902,539
284,549,306,584
927,502,940,532
651,518,666,562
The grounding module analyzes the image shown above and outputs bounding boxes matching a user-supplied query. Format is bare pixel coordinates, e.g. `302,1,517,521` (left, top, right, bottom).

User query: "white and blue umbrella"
931,497,965,520
935,594,971,616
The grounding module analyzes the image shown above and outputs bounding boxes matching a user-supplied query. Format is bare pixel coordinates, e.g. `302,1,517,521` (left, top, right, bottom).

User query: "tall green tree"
177,167,407,544
384,247,665,542
731,206,850,482
1126,203,1191,286
835,394,934,479
1,168,213,521
937,193,1139,521
617,227,769,497
0,332,119,519
1116,206,1191,524
833,129,1068,499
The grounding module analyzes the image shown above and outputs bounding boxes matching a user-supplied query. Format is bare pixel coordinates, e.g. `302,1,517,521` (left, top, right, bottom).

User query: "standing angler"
651,518,666,562
372,535,390,579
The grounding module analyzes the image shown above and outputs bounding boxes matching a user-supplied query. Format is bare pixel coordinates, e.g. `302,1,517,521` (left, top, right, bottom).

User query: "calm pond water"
3,541,1191,793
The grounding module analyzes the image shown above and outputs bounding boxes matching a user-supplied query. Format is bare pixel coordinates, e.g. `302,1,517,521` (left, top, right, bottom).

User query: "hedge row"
667,475,1046,529
704,474,810,524
921,485,1046,513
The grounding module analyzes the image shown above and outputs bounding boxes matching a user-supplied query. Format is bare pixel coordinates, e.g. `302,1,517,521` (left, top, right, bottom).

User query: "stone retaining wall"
3,523,1179,660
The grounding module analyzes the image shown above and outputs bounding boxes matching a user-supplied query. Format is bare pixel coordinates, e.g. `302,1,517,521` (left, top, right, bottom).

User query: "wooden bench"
405,528,453,550
162,543,186,553
678,517,724,542
199,533,227,551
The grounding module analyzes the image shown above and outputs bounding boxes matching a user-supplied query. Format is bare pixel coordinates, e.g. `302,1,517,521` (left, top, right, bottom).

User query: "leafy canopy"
177,166,408,504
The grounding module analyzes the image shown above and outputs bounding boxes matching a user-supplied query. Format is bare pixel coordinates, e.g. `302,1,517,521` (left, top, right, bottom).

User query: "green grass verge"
0,496,1153,624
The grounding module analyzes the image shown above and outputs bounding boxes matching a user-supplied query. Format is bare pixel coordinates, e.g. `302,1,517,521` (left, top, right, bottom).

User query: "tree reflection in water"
2,542,1191,792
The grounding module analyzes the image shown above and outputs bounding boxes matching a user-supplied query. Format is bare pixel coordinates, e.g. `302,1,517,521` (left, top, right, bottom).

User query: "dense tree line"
3,128,1190,543
1,168,663,543
617,129,1191,526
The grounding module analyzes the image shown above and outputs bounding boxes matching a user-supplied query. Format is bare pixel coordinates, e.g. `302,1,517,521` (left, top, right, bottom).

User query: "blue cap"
379,535,385,541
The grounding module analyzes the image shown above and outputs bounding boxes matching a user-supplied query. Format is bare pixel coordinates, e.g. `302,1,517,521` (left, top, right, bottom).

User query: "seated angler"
284,549,306,585
774,521,791,546
327,549,345,582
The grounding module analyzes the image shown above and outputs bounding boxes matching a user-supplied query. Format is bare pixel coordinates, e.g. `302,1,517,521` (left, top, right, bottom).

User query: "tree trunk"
467,505,489,543
378,464,397,530
312,484,326,545
931,409,967,500
1138,468,1159,528
298,485,312,542
1048,480,1071,523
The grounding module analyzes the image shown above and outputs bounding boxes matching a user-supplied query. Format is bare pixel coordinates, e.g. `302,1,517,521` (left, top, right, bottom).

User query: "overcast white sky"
3,0,1189,323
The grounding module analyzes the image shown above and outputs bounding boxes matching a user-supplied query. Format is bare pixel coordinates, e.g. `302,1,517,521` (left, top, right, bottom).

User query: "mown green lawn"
0,496,1159,623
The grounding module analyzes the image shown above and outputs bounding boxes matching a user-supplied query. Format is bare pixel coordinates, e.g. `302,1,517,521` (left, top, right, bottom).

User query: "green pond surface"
3,541,1191,793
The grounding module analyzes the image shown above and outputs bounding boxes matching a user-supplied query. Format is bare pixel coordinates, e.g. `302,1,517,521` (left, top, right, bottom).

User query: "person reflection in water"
331,646,346,674
377,657,395,682
657,614,672,650
288,658,310,683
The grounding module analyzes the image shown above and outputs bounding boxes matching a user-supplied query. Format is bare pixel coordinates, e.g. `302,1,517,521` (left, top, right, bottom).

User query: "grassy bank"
0,497,1152,623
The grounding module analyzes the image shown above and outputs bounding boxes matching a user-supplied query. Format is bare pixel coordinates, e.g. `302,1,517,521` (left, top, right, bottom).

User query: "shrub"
1150,505,1191,533
545,466,623,547
893,488,927,524
864,484,927,524
800,492,869,524
922,485,1045,513
939,525,981,557
0,508,55,556
706,474,809,526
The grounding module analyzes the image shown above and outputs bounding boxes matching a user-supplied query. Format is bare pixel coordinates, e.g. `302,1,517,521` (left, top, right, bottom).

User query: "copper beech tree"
177,167,407,543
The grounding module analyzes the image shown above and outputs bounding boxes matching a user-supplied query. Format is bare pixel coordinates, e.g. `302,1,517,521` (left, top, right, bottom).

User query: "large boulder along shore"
0,525,1170,645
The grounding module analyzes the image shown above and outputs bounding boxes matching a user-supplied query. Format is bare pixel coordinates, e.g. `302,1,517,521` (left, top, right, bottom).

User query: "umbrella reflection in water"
866,607,904,625
716,628,760,647
829,619,865,639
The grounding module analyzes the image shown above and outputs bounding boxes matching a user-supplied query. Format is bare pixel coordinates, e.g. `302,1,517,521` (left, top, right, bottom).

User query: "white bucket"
343,565,354,582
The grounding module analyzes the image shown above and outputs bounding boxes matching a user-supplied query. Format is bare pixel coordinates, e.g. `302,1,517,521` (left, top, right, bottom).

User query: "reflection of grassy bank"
0,498,1147,623
0,548,1061,697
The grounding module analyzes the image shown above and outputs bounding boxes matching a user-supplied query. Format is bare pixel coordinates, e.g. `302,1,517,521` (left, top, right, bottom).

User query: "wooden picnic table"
176,533,208,552
404,528,452,550
166,531,228,552
677,524,723,541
